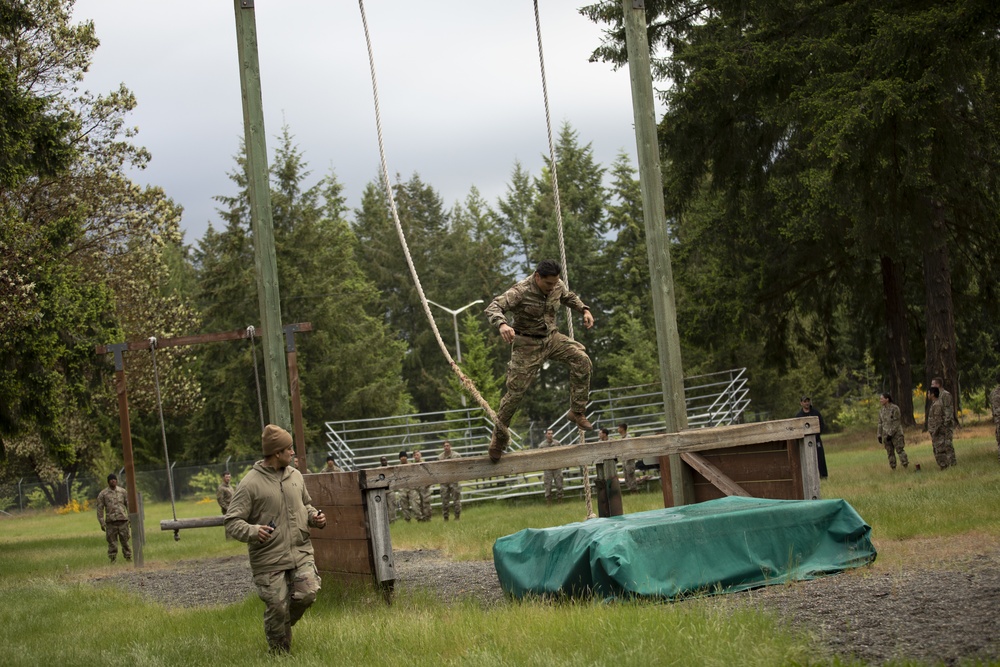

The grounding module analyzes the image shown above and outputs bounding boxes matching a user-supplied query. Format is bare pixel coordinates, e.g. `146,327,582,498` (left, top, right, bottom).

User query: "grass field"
2,423,998,666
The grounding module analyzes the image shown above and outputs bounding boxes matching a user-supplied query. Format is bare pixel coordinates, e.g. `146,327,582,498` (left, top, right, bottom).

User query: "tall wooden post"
233,0,290,431
107,344,144,567
621,0,692,504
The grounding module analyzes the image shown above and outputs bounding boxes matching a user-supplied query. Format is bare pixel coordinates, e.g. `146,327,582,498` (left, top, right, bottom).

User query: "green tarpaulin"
493,496,876,599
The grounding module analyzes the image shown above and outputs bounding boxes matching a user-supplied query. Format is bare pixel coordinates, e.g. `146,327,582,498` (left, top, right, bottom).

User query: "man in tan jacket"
225,425,327,654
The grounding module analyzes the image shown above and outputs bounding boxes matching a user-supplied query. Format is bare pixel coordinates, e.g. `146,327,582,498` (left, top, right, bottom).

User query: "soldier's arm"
484,285,523,330
95,493,105,529
557,282,590,314
223,484,259,543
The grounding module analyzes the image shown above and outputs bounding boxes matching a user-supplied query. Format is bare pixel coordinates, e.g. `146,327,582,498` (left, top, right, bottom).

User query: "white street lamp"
427,298,484,410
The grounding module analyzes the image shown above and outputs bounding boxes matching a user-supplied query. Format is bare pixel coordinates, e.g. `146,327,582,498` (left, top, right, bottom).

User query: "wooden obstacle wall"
306,470,377,586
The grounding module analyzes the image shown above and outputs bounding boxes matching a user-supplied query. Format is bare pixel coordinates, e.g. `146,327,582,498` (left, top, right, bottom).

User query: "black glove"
877,436,882,444
99,525,105,532
886,436,893,446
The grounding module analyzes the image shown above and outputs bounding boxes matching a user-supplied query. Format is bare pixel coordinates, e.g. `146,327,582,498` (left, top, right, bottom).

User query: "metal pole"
233,0,290,432
427,299,483,409
621,0,690,504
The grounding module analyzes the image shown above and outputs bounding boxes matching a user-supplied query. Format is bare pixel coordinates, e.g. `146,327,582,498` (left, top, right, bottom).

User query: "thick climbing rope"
245,325,266,432
357,0,506,438
532,0,574,341
149,337,177,526
534,1,595,518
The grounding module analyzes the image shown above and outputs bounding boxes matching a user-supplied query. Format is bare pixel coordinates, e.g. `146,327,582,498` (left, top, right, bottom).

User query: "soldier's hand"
878,436,882,444
99,525,105,532
257,524,274,542
499,323,515,344
313,510,327,529
583,310,595,329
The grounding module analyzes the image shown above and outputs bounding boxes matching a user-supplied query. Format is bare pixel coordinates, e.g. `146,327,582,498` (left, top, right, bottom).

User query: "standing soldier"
217,471,234,514
930,377,957,466
484,259,596,462
927,387,950,469
437,441,461,521
322,455,342,473
990,380,1000,463
412,450,432,521
395,451,419,522
539,429,564,504
96,473,131,563
224,425,327,655
877,393,909,470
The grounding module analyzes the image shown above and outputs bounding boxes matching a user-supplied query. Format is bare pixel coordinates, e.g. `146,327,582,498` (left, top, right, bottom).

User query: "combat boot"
488,428,509,463
566,411,594,431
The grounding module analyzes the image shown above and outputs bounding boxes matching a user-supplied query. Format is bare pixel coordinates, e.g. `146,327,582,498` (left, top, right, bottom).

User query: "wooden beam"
360,418,819,489
160,515,225,531
595,459,623,517
95,323,312,356
679,452,751,497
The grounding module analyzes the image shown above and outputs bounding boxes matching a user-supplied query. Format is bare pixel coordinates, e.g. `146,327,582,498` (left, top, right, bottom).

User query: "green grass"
2,424,999,666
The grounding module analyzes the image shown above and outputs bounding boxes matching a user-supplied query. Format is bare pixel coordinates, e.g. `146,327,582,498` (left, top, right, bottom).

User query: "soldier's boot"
109,555,116,564
488,428,509,463
566,411,594,431
443,515,449,521
454,513,460,521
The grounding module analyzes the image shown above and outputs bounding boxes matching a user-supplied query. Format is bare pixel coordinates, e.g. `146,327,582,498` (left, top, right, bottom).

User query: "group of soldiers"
540,423,644,503
391,441,462,522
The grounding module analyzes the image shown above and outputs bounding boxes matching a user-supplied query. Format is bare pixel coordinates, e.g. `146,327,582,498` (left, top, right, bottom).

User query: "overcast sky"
71,1,655,245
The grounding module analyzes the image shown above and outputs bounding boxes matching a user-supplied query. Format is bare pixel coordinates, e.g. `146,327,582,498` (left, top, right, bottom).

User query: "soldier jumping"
484,259,595,462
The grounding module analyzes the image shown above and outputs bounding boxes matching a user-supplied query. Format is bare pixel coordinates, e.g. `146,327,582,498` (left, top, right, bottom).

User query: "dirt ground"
92,539,1000,666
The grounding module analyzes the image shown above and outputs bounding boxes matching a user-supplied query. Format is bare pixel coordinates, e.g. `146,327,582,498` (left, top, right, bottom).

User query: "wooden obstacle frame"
304,417,821,591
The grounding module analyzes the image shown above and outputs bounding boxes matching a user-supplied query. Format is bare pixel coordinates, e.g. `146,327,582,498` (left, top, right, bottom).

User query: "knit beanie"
262,424,292,456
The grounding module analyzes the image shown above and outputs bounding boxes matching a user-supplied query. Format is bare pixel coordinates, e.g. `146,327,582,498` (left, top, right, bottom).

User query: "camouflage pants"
105,520,131,561
623,459,638,491
253,562,321,653
883,433,909,469
416,485,432,521
440,483,461,519
944,426,957,466
931,433,951,469
995,418,1000,462
543,469,563,501
496,332,591,428
397,488,419,521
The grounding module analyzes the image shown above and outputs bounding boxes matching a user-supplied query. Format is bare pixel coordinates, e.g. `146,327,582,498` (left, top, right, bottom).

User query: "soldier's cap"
398,450,408,459
262,424,293,456
107,473,117,481
800,396,810,402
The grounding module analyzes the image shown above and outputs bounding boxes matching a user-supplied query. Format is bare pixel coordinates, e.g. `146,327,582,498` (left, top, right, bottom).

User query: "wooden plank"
694,449,794,482
373,418,820,488
595,459,623,517
312,538,373,574
787,440,805,500
305,471,364,506
679,452,751,497
317,570,376,587
95,323,312,354
364,488,395,585
800,435,821,500
310,505,367,540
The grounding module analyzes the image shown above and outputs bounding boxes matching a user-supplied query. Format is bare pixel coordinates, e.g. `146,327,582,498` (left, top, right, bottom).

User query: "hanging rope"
357,0,507,439
533,0,574,341
246,325,266,432
579,428,597,520
149,337,178,533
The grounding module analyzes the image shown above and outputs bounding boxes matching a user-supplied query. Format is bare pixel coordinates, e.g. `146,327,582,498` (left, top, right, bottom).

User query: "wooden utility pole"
233,0,290,431
621,0,691,503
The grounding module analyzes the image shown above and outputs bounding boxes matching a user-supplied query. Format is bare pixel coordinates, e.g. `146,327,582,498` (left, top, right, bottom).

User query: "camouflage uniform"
877,402,909,470
216,480,234,514
617,433,638,492
938,387,957,466
990,385,1000,462
539,436,564,502
415,484,433,521
396,487,419,522
927,399,950,469
96,484,131,562
485,275,592,436
437,448,461,521
225,460,323,653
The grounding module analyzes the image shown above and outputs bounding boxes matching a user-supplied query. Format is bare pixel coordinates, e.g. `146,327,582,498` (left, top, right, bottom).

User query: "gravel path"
92,547,1000,665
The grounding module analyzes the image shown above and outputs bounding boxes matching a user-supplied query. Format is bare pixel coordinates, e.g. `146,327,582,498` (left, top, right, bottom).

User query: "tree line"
3,0,999,504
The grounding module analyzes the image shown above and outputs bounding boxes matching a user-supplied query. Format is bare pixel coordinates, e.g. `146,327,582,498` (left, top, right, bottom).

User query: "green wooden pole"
233,0,290,431
620,0,692,504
